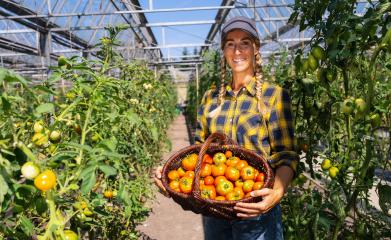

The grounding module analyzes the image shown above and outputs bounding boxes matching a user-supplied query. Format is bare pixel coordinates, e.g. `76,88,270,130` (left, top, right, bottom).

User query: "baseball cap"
221,16,260,42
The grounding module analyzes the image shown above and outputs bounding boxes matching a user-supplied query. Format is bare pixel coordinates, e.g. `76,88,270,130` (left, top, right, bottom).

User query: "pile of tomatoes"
167,151,265,201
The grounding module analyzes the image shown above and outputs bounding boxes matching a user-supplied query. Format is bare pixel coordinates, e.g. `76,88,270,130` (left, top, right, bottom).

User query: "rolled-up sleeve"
267,87,299,174
194,90,210,144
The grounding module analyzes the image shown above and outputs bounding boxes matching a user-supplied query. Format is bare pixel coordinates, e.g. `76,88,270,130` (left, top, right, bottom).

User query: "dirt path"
137,114,204,240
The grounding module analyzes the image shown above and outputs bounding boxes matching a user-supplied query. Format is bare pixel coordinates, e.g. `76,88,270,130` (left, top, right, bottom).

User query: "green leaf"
19,215,34,236
35,103,55,114
99,165,117,177
81,170,96,195
150,126,158,142
378,183,391,216
0,174,9,204
1,96,11,112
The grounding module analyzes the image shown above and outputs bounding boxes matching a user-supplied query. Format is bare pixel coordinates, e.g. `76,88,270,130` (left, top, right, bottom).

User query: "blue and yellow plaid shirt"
195,77,299,173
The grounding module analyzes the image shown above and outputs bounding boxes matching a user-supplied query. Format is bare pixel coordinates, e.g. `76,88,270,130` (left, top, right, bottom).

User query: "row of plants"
0,26,177,239
186,0,390,238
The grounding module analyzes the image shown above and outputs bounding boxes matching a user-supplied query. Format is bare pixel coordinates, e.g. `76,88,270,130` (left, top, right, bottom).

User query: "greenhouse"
0,0,390,239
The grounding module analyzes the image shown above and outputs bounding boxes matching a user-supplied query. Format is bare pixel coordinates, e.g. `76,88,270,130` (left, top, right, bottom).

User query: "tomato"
235,179,244,188
355,98,367,113
302,58,309,72
34,170,56,191
169,180,179,190
235,160,248,170
329,166,339,179
204,176,214,185
33,121,44,133
242,180,254,193
225,151,233,158
212,163,227,177
321,159,332,170
213,152,227,165
64,230,78,240
21,161,40,180
370,113,381,128
253,181,264,191
104,190,114,198
179,177,193,194
32,132,49,147
177,167,186,177
225,166,240,182
240,166,255,180
213,176,227,186
216,180,234,196
326,69,336,82
311,46,326,60
49,130,61,143
215,196,226,201
226,187,244,201
200,179,205,186
342,98,354,115
226,156,240,167
83,208,93,216
184,171,195,179
168,170,180,181
308,54,319,71
203,154,213,164
200,163,212,177
91,132,100,142
200,185,216,200
182,154,197,171
254,172,264,182
73,124,82,135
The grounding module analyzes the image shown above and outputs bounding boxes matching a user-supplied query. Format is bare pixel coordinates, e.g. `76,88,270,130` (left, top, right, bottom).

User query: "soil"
136,114,204,240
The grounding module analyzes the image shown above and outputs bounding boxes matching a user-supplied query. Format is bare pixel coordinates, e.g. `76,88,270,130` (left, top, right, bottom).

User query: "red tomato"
216,180,234,196
240,166,256,180
255,172,265,182
204,176,215,185
200,185,216,200
200,163,212,177
179,177,193,194
242,180,254,193
213,152,227,165
225,166,240,182
212,163,227,177
203,154,213,164
235,160,248,170
182,153,197,171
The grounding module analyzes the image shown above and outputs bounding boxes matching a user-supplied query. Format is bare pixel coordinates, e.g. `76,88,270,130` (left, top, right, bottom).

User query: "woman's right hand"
153,166,171,198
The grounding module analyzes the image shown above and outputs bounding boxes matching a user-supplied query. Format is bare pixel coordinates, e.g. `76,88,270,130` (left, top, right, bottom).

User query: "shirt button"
230,119,233,123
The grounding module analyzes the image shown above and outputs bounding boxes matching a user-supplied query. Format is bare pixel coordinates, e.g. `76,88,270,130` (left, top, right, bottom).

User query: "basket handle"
193,132,235,199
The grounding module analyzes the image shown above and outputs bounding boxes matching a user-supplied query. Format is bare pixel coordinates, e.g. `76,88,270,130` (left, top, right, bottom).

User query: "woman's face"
223,29,257,75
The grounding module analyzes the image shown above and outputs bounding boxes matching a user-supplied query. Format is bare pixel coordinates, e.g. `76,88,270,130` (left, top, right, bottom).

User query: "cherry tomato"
104,190,114,198
21,161,40,180
64,230,78,240
34,170,56,191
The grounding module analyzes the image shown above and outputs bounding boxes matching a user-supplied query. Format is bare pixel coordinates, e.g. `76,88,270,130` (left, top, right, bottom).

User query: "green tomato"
308,54,319,71
49,130,62,143
321,159,332,171
21,161,40,179
370,113,381,128
64,230,78,240
302,58,310,72
342,98,354,115
329,166,339,179
354,98,367,113
33,121,44,133
311,46,326,60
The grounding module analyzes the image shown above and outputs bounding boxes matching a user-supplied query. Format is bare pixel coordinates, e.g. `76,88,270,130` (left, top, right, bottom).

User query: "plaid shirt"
195,77,299,173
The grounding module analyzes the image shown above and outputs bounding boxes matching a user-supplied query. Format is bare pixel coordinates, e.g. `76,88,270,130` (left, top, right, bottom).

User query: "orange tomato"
215,196,226,201
213,152,227,165
200,179,205,186
200,185,216,200
34,170,56,191
253,181,264,190
226,187,244,201
225,150,233,158
184,171,195,179
226,156,240,167
240,166,256,180
254,169,259,180
225,166,240,182
203,154,213,164
179,177,193,194
212,163,227,177
235,179,244,188
200,163,212,177
177,167,186,177
214,176,227,186
242,180,255,193
216,180,234,196
168,170,179,181
169,180,180,189
255,172,265,182
182,153,197,171
204,176,215,185
235,160,248,170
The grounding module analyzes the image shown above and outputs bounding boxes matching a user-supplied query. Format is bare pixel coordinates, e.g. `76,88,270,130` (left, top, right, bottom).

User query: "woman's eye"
225,42,234,48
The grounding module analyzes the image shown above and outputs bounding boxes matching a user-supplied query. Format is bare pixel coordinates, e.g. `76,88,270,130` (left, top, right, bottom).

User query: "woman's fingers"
153,166,171,198
154,166,163,179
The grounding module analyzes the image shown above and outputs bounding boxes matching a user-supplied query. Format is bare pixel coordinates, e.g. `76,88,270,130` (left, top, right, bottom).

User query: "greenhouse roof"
0,0,375,78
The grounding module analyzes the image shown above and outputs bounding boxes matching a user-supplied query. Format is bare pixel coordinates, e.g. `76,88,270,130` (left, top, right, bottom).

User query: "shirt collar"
225,77,257,97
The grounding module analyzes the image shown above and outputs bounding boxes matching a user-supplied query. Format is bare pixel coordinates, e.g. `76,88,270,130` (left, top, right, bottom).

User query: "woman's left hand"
234,187,284,219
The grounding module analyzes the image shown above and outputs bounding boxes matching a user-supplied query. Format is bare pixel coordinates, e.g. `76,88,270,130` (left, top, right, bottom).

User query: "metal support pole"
196,63,199,104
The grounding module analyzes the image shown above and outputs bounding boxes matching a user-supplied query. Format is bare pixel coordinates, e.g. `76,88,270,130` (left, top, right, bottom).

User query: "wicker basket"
162,132,274,219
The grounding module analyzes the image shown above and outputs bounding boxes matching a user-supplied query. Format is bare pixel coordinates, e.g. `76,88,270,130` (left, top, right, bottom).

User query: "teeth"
233,59,245,62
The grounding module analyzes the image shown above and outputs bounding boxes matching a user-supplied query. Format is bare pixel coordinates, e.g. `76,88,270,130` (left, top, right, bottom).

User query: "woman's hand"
234,187,284,218
153,166,171,198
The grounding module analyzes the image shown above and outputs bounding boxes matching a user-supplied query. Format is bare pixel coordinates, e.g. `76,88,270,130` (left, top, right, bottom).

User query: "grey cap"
221,16,260,42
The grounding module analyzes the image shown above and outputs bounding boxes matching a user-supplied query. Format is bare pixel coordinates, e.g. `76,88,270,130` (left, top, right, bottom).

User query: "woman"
155,16,299,240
